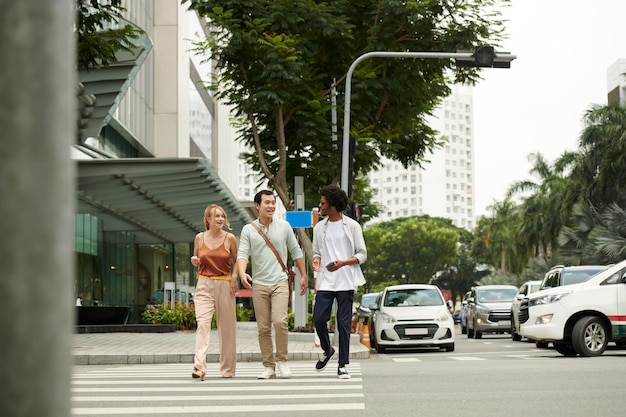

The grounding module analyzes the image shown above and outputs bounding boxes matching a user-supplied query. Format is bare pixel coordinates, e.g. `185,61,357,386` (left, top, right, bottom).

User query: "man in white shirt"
312,185,367,379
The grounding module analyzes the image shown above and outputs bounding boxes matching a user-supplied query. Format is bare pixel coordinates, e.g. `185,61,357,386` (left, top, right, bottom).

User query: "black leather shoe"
315,347,335,371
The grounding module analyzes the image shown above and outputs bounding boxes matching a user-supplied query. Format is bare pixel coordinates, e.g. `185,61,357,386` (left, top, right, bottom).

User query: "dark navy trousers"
313,290,354,367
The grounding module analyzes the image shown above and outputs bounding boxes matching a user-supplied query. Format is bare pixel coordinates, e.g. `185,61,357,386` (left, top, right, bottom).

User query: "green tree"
184,0,510,262
433,228,489,303
364,216,460,287
569,104,626,207
506,153,570,261
558,200,602,264
559,199,626,265
473,198,528,274
558,104,626,265
76,0,142,71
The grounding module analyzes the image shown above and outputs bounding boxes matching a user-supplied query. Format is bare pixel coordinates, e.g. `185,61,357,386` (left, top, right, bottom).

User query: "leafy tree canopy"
364,215,460,288
76,0,142,71
185,0,510,206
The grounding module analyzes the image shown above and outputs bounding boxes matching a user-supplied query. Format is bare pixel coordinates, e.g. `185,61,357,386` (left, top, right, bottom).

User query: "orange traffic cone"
360,323,371,349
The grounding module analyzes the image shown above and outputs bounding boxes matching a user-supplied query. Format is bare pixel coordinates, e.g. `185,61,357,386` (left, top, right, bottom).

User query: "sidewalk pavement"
73,321,371,366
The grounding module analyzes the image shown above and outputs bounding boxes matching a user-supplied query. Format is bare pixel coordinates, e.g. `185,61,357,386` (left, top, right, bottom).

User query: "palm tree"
569,104,626,207
479,199,524,274
558,200,602,264
595,202,626,263
506,153,570,261
558,104,626,264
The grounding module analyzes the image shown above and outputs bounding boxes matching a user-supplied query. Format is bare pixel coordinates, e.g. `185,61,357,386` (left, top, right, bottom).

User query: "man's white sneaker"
337,366,351,379
276,361,292,379
257,367,276,379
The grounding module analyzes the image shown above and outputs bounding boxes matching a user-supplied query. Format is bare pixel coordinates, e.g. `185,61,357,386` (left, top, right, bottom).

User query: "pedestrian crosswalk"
72,362,364,415
389,353,549,362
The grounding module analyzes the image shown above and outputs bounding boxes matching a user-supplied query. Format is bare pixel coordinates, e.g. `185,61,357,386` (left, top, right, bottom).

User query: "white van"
519,259,626,356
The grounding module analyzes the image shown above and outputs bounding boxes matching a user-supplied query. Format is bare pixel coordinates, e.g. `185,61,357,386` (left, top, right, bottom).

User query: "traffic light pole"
340,49,516,193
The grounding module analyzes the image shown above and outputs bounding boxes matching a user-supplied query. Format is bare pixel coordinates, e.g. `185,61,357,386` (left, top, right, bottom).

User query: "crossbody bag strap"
250,222,288,271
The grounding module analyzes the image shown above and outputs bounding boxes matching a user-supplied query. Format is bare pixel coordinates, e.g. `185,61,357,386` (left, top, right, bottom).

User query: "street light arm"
340,50,516,193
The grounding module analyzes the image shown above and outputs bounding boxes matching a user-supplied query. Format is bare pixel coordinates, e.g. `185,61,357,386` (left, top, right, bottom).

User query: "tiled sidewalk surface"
73,322,370,365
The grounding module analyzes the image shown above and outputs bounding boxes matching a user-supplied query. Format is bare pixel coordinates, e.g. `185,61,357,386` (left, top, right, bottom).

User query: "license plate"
405,328,428,335
500,321,511,326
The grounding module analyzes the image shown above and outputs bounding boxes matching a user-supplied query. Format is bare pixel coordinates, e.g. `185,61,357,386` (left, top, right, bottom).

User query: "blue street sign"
286,211,312,228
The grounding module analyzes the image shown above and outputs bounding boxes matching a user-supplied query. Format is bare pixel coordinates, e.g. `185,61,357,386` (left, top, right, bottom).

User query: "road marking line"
72,403,365,415
72,377,362,385
448,356,486,361
72,384,363,393
73,393,365,402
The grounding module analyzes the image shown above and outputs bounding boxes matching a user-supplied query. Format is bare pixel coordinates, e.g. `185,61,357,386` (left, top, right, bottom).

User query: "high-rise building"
607,59,626,105
73,3,254,321
368,84,476,230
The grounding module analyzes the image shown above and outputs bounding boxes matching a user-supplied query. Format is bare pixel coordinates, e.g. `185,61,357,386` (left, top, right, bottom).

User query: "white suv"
519,259,626,356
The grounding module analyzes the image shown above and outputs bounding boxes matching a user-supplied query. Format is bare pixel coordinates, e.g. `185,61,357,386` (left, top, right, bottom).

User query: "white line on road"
73,393,365,402
448,356,486,361
72,384,363,393
72,403,365,415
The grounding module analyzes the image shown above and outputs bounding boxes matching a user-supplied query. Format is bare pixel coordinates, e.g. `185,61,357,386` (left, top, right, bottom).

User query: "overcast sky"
472,0,626,216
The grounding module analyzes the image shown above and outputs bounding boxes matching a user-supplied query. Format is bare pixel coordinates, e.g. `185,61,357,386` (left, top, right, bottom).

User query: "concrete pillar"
0,1,75,416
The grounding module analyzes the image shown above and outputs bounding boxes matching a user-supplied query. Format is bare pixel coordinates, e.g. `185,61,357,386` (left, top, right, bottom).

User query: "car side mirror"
446,300,454,309
369,303,379,311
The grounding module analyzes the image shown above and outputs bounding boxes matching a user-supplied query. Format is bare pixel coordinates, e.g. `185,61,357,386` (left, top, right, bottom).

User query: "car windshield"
360,294,378,307
562,268,604,286
476,288,517,303
383,288,443,307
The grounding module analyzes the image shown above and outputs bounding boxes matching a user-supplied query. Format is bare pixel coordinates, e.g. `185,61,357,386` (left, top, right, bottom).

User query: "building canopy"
77,158,252,244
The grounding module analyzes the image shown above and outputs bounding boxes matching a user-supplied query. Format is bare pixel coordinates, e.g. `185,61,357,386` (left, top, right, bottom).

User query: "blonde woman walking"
190,204,239,380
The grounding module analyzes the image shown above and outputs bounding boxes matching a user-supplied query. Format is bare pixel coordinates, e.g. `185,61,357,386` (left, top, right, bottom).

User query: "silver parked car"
466,285,518,339
356,292,381,322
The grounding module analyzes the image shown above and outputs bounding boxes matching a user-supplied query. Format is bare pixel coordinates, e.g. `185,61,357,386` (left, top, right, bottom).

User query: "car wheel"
472,321,482,339
510,316,522,341
554,342,578,356
375,342,386,354
444,343,455,352
571,316,608,357
370,325,377,350
535,340,549,349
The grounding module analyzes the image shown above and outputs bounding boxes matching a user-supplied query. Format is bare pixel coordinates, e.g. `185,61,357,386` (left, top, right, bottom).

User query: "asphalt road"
72,329,626,417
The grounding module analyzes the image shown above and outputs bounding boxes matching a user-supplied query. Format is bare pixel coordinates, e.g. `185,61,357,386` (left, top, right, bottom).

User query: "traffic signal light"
348,201,362,222
455,46,512,69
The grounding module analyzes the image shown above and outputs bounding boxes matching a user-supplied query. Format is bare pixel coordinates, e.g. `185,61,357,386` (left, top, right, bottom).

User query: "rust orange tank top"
197,233,231,277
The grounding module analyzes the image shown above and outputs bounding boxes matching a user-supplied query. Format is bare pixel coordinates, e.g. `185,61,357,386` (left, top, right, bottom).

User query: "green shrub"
236,305,253,322
141,302,197,330
141,302,252,330
287,311,316,332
